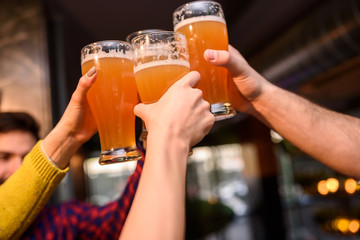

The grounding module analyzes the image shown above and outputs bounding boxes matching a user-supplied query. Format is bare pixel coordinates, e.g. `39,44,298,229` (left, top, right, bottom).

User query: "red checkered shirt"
20,148,144,240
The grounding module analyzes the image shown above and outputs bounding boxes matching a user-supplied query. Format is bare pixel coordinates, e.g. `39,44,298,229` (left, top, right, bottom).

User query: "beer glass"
132,31,190,103
126,29,164,142
173,0,236,120
131,31,190,138
81,40,142,165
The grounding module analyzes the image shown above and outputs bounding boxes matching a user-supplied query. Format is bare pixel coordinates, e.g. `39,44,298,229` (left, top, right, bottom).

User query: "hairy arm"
205,46,360,178
253,82,360,177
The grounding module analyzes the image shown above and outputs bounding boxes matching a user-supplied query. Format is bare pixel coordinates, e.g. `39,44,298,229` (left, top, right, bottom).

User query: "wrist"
146,130,189,168
248,78,277,116
42,126,82,169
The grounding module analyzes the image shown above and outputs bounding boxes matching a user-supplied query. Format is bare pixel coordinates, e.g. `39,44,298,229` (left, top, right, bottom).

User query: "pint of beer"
132,31,190,104
173,1,236,120
81,40,142,165
126,29,165,142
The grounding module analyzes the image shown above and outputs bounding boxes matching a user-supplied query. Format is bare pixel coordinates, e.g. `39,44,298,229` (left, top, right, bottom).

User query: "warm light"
345,179,357,194
326,178,339,193
317,180,329,195
349,219,360,233
336,218,349,233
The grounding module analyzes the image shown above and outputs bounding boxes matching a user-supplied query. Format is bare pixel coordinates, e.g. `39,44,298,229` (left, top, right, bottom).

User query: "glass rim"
131,30,186,44
126,29,165,43
173,0,222,14
172,0,224,28
80,40,130,54
80,40,133,65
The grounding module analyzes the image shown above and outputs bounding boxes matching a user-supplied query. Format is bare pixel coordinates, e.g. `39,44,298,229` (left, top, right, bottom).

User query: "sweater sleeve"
0,140,69,240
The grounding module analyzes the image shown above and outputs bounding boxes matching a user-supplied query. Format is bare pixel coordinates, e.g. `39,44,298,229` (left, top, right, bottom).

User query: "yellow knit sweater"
0,140,69,240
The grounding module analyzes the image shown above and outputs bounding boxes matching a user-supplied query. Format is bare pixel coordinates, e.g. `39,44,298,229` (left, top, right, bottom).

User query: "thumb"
176,71,201,88
204,46,249,77
77,67,97,96
203,49,230,66
134,103,148,119
70,67,97,103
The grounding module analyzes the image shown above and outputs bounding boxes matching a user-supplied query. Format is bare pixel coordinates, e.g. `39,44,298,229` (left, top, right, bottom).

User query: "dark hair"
0,112,40,140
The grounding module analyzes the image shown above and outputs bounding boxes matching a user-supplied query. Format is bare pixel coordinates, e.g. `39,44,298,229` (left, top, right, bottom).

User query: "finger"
134,103,147,119
204,48,248,77
203,49,230,66
68,67,97,105
77,67,97,96
177,71,201,88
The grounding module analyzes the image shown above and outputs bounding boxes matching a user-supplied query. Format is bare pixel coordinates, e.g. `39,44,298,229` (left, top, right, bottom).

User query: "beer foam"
174,15,226,32
134,59,190,73
81,50,133,65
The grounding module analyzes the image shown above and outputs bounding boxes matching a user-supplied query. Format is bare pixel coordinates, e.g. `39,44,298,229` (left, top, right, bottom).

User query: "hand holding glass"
131,31,190,139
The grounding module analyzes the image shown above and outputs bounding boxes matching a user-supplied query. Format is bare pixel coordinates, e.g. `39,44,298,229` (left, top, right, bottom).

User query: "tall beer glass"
81,40,142,165
126,29,164,142
173,0,236,120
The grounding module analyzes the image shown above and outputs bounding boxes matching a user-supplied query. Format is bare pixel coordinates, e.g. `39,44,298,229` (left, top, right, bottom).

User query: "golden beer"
132,31,190,103
173,1,235,120
81,41,142,165
134,60,190,103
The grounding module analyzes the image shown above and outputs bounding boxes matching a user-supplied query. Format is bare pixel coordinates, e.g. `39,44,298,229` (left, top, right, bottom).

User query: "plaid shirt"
20,148,145,240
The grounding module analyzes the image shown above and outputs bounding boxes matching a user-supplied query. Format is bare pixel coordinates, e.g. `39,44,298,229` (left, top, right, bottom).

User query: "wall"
0,0,52,137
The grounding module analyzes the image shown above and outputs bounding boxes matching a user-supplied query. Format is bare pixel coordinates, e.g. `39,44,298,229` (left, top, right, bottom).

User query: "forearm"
120,70,213,240
251,82,360,177
42,125,83,169
120,131,188,240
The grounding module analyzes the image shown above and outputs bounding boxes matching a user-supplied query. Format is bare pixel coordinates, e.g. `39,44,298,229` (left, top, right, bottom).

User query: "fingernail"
206,50,216,61
86,66,96,77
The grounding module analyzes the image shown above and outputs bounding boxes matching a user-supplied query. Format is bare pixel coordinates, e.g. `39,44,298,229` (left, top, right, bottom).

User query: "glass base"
210,102,236,121
99,146,142,165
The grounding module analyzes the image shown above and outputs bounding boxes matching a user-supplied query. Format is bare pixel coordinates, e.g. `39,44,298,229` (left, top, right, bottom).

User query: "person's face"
0,130,37,185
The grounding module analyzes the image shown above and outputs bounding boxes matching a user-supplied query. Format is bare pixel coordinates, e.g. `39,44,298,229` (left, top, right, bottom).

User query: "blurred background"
1,0,360,239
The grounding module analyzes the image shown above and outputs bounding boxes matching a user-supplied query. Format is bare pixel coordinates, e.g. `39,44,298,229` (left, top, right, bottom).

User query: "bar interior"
1,0,360,239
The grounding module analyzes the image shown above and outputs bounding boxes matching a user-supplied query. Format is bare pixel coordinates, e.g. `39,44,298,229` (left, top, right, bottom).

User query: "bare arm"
42,67,97,168
254,81,360,177
119,71,214,240
204,46,360,178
